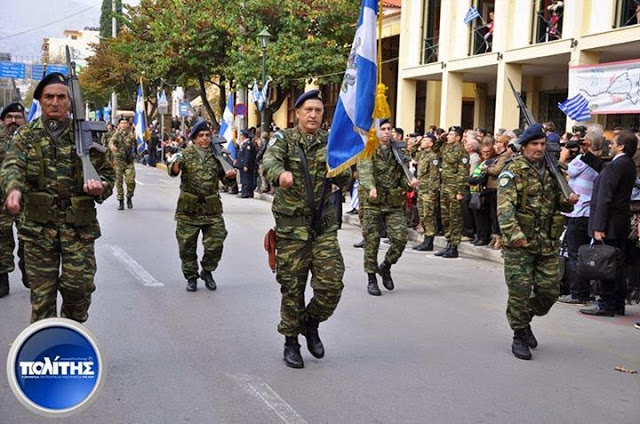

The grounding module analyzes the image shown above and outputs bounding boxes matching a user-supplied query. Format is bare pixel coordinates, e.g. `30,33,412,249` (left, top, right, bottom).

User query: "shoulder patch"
268,131,284,147
498,170,514,187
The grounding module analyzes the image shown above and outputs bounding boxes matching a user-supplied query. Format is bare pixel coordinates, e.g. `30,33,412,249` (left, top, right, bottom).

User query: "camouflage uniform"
263,128,351,336
440,142,469,247
411,146,440,237
108,129,136,200
358,145,409,273
0,126,17,276
0,118,115,322
498,156,573,330
169,144,228,280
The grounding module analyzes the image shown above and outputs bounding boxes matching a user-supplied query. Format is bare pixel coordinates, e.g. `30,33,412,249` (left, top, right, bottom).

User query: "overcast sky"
0,0,138,62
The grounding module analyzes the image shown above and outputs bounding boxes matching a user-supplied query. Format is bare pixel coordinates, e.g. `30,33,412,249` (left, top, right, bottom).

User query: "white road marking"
108,245,164,287
230,374,308,424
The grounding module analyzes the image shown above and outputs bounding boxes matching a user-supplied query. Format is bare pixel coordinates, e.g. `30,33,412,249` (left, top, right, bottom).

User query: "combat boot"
353,239,365,248
126,197,133,209
415,236,434,251
186,278,197,292
0,273,9,298
524,325,538,348
283,336,304,369
378,261,394,291
367,273,381,296
441,246,458,258
302,318,324,358
117,200,124,210
412,237,427,250
200,270,217,291
434,243,451,257
512,329,532,360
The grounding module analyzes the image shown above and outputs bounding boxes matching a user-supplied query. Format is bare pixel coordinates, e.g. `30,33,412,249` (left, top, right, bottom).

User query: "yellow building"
396,0,640,134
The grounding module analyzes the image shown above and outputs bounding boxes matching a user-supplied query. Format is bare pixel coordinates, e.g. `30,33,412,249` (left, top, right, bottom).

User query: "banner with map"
569,59,640,114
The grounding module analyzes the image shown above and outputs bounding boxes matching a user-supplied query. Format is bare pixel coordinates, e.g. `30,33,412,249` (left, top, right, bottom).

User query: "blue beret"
189,121,210,139
546,132,560,143
519,124,546,145
294,89,323,108
0,102,26,120
33,72,68,101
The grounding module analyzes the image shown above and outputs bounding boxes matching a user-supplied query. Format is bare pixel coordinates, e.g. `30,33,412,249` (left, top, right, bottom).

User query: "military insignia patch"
432,160,439,166
268,131,283,146
498,170,514,187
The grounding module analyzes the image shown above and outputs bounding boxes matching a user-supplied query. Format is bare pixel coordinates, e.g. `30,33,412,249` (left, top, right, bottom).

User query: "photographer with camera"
557,124,604,304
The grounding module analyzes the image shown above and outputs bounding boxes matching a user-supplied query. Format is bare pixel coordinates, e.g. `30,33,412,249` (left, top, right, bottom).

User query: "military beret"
0,102,26,120
379,119,391,127
294,89,323,108
519,124,546,145
546,132,560,144
189,121,210,139
448,126,463,136
33,72,68,101
118,116,129,123
240,129,251,137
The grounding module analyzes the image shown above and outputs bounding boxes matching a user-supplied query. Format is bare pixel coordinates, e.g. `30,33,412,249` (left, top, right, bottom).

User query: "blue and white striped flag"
133,84,147,154
219,92,236,160
464,6,481,25
558,94,591,122
327,0,378,175
27,100,41,122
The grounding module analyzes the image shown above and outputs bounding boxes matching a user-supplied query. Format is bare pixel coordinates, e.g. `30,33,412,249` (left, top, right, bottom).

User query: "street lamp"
257,28,272,134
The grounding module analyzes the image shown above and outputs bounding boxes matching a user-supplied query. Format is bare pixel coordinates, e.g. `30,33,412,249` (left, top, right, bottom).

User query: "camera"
572,125,587,138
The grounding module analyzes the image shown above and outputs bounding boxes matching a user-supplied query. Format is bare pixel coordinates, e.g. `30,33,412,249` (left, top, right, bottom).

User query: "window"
539,89,568,132
421,0,441,64
614,0,640,28
468,1,495,56
531,0,564,44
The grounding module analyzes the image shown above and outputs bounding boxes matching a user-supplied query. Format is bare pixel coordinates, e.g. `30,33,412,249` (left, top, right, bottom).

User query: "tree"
99,0,122,39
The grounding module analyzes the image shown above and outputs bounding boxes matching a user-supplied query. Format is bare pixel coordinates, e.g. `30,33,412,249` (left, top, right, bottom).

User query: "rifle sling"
296,143,328,235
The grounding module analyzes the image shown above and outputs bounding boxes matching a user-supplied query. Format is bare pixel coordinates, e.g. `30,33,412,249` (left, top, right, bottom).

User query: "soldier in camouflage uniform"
434,126,470,258
168,121,236,292
359,119,418,296
0,73,115,323
263,90,351,369
498,124,578,360
109,118,136,210
409,134,440,251
0,103,28,297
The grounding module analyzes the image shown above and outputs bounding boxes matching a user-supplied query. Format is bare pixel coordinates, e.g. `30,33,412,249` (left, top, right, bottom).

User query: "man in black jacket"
235,129,256,198
580,130,637,316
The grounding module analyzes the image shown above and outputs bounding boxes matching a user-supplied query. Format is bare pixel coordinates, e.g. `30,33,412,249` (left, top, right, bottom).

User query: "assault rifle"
211,135,235,172
507,78,574,198
66,45,107,184
390,141,415,184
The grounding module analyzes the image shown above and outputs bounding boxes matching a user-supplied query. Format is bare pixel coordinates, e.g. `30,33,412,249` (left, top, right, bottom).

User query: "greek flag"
558,94,591,122
219,92,236,160
327,0,378,175
133,84,147,154
27,100,41,122
464,6,481,24
252,79,269,112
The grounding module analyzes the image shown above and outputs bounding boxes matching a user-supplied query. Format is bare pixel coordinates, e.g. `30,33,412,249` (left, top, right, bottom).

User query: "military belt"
442,176,459,184
276,215,309,227
55,197,72,211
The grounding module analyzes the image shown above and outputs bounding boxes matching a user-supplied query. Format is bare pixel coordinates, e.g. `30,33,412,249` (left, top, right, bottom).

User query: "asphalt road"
1,164,639,424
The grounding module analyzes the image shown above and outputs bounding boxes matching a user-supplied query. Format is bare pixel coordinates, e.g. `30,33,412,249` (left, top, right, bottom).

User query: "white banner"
569,59,640,114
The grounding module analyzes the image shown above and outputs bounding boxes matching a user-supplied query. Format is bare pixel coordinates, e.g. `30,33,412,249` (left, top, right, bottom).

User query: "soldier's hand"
512,238,528,248
456,193,464,201
369,188,377,200
279,171,294,189
5,190,22,215
567,192,580,205
409,178,419,189
226,169,237,179
84,179,107,196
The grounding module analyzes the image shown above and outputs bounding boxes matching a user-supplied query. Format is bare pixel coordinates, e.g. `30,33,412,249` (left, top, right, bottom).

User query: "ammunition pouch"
24,192,55,224
177,191,222,215
549,214,566,240
388,188,406,208
516,212,535,239
65,196,96,227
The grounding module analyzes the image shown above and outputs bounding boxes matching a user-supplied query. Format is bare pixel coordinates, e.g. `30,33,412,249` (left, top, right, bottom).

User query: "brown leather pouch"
264,228,276,273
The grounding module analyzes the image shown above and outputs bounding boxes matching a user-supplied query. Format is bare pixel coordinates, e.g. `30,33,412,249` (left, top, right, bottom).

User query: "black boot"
441,246,459,258
412,237,427,250
302,318,324,358
117,200,124,210
524,325,538,349
353,239,365,248
434,243,451,257
512,329,532,360
186,278,197,292
367,273,381,296
200,270,217,291
126,197,133,209
415,236,434,251
378,261,394,291
0,273,9,298
283,336,304,368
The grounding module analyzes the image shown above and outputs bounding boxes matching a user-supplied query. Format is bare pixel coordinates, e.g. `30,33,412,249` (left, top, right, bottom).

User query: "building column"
567,50,601,131
247,96,259,129
473,84,487,130
525,76,540,123
425,81,441,129
495,62,522,131
396,78,417,132
440,70,463,128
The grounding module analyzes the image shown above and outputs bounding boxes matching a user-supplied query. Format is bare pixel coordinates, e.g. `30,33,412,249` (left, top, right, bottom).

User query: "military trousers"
115,162,136,200
440,186,463,247
22,222,97,323
176,218,227,280
362,207,407,274
275,227,345,336
503,247,560,330
0,211,16,274
418,189,438,237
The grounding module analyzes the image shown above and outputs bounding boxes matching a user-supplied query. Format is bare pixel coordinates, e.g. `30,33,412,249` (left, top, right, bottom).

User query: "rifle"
211,135,235,173
65,45,107,184
507,78,574,198
389,141,415,185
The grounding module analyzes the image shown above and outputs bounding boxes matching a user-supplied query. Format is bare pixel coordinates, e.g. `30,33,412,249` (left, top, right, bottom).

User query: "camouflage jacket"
440,142,469,194
0,118,114,236
497,156,573,252
0,126,11,202
263,127,351,240
168,144,226,225
358,143,409,211
108,129,136,166
409,145,440,192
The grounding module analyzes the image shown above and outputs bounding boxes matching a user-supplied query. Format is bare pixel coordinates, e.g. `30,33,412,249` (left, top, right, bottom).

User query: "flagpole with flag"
558,93,591,122
327,0,390,177
219,92,237,160
133,79,148,155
